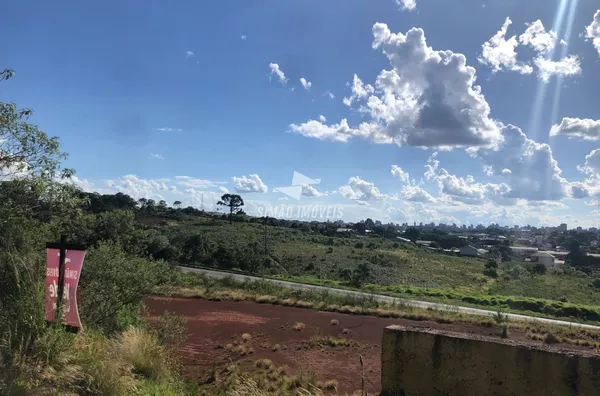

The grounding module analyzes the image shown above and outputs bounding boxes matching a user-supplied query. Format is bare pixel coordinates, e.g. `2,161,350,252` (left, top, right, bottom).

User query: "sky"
1,0,600,228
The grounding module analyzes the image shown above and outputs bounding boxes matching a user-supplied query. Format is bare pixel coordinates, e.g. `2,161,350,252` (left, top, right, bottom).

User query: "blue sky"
1,0,599,227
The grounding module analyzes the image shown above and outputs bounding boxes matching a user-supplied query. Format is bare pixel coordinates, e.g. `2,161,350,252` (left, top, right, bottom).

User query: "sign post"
45,235,86,332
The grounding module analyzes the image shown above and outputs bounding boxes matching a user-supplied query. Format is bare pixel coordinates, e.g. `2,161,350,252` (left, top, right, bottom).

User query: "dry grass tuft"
330,319,339,326
544,332,561,345
272,344,281,352
293,322,306,331
241,333,252,342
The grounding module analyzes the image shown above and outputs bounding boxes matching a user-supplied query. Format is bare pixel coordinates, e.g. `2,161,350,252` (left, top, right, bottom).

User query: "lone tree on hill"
217,193,244,224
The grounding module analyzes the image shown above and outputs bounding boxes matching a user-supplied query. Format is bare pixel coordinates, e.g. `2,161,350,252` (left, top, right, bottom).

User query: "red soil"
145,297,586,394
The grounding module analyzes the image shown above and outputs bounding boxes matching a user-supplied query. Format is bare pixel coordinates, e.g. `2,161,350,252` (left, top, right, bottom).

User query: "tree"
173,200,182,209
364,218,375,231
217,194,244,224
405,227,420,242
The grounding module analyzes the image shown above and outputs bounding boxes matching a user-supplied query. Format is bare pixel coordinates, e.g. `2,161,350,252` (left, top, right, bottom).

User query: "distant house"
336,228,354,235
460,245,478,257
531,251,555,267
460,245,488,257
396,236,411,243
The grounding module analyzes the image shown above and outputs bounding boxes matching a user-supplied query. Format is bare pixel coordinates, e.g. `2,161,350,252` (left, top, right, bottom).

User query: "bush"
483,267,498,278
354,242,364,249
532,263,547,275
155,311,188,346
593,279,600,289
79,242,171,334
117,327,173,380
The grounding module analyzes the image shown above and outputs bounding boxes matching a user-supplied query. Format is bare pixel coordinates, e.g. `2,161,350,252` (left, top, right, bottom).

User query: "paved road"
179,266,600,330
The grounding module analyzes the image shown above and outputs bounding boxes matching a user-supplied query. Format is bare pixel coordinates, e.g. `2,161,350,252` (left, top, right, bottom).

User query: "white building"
531,252,555,267
459,245,489,257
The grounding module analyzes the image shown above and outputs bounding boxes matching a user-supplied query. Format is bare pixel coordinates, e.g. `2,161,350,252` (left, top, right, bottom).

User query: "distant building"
531,252,555,267
558,223,567,232
460,245,488,257
396,236,411,243
416,240,433,247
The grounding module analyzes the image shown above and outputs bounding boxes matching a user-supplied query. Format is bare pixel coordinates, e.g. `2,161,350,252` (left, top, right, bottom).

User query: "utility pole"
264,217,268,256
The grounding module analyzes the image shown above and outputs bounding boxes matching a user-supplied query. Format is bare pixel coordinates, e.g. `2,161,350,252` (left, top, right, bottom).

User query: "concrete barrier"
381,325,600,396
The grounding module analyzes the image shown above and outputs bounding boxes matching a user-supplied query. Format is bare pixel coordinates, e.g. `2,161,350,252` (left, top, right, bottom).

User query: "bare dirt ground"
146,297,591,394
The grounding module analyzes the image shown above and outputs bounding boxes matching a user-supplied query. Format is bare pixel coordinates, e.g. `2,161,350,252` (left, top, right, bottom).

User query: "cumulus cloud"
579,149,600,176
470,124,570,201
533,55,580,82
478,17,533,74
269,63,288,84
175,176,227,189
390,165,410,183
519,20,557,54
319,115,327,122
395,0,416,11
301,184,329,198
232,174,268,193
149,153,164,160
185,51,195,58
291,24,502,149
339,176,385,201
479,18,580,81
343,74,374,107
585,10,600,56
550,117,600,140
300,77,312,91
400,185,436,202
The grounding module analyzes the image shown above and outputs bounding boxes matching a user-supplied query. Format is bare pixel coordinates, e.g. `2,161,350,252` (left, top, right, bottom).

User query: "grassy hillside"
156,216,600,312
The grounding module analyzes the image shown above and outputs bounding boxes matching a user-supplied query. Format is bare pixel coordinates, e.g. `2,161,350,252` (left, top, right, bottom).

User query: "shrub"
79,242,170,333
532,263,547,275
293,322,306,331
354,242,364,249
544,332,561,344
155,311,187,346
483,267,498,278
117,327,172,380
592,279,600,289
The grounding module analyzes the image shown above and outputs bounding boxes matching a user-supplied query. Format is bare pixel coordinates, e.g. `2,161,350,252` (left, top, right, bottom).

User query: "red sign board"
45,248,86,328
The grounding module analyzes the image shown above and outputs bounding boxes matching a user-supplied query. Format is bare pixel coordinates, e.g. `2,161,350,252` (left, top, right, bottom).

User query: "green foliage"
217,193,244,223
155,311,188,346
404,227,420,241
78,242,171,333
532,262,547,275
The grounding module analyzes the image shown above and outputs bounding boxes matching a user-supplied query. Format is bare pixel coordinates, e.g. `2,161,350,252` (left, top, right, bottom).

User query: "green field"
155,215,600,322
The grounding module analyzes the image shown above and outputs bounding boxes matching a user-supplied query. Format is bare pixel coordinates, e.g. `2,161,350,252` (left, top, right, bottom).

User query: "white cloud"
395,0,416,11
105,174,170,201
174,176,227,189
219,186,230,194
550,117,600,141
149,153,164,160
301,184,329,198
343,74,374,107
519,20,557,55
339,176,385,201
156,127,182,132
479,17,533,74
185,51,195,58
533,55,581,82
400,185,436,202
291,24,502,149
579,149,600,176
390,165,410,183
241,35,247,40
479,18,580,82
324,91,335,100
470,124,570,201
232,174,268,193
269,63,288,84
319,115,327,122
585,10,600,56
424,152,439,180
300,77,312,91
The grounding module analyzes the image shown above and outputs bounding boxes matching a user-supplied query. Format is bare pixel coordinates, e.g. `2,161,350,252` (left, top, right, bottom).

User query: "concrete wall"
381,325,600,396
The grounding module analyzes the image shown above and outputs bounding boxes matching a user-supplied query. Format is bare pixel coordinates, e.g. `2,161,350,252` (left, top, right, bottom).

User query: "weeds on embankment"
158,272,600,349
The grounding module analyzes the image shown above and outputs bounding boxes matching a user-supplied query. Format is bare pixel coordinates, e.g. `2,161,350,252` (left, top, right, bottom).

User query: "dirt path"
145,297,583,394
